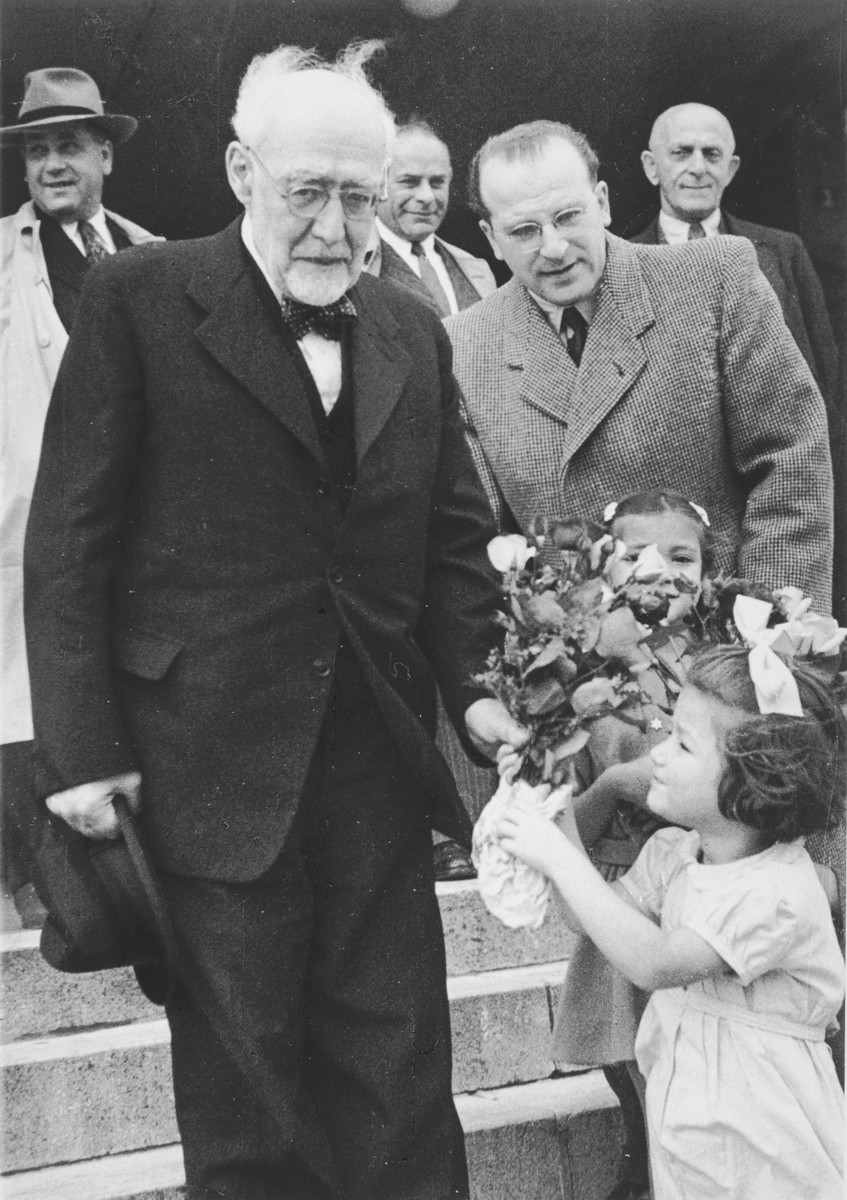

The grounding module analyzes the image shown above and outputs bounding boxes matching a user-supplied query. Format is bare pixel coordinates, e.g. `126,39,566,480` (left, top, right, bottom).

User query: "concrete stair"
1,881,622,1198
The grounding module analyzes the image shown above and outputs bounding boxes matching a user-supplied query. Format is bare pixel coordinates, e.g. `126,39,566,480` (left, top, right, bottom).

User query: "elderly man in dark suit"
366,119,495,315
447,120,833,615
631,103,838,406
24,43,522,1200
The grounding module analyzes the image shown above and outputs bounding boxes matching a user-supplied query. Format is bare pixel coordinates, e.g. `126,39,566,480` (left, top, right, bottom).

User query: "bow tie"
279,295,357,340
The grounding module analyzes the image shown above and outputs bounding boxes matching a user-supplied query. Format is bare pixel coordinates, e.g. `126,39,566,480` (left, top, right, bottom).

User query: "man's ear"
640,149,660,187
595,181,612,229
225,141,252,205
725,154,741,187
101,138,114,178
479,218,505,262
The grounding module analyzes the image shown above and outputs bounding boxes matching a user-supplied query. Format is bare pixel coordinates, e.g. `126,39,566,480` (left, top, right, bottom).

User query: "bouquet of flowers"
472,518,700,927
472,519,847,929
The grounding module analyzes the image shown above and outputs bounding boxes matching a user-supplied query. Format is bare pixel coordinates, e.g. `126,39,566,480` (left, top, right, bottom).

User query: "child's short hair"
687,644,846,842
606,489,715,574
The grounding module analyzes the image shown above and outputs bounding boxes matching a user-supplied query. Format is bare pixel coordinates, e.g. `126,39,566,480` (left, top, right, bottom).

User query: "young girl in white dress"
499,644,845,1199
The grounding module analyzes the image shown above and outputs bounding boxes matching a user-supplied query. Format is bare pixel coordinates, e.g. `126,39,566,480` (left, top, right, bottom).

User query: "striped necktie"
410,242,452,316
79,220,110,264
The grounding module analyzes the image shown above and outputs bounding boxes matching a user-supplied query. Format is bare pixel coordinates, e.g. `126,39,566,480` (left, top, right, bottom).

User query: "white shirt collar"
659,207,722,244
60,206,115,252
376,217,437,266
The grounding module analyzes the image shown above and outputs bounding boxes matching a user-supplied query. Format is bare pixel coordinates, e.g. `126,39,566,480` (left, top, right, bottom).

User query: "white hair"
231,40,395,157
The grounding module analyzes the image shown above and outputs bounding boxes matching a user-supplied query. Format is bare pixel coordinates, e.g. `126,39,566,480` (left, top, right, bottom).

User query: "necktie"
687,222,706,240
79,220,110,264
561,306,588,367
279,295,357,341
410,242,452,316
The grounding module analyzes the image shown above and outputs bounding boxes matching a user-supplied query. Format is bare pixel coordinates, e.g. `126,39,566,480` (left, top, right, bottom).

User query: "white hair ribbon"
732,595,776,646
688,501,710,527
747,643,803,717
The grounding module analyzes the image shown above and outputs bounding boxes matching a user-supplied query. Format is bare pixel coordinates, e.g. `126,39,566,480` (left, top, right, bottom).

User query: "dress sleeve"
679,870,801,986
618,827,690,920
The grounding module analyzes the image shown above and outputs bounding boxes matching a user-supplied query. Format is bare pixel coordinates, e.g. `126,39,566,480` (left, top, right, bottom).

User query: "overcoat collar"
501,233,654,462
188,219,411,468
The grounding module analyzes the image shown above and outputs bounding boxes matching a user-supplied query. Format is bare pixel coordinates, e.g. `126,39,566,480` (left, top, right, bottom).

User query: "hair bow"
747,643,803,717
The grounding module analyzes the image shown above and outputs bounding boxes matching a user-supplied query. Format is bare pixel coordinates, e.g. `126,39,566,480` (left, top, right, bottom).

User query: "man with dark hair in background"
367,118,495,315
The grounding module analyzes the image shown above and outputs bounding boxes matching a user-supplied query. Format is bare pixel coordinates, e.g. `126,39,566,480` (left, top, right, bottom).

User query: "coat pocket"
110,632,184,681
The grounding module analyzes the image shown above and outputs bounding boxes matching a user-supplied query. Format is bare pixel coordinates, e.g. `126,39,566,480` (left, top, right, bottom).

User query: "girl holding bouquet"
499,645,845,1200
555,490,714,1200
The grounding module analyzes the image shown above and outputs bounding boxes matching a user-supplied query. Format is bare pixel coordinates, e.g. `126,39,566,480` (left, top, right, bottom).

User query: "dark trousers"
161,664,468,1200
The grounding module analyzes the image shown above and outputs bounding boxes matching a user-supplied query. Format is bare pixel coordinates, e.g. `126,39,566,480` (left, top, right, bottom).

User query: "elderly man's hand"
465,699,530,762
45,771,142,840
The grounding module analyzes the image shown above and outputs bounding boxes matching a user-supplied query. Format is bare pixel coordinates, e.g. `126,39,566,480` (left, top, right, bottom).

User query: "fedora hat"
0,67,138,144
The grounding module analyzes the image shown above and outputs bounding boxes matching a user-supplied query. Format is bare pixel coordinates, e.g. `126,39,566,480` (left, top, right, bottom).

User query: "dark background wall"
2,0,844,320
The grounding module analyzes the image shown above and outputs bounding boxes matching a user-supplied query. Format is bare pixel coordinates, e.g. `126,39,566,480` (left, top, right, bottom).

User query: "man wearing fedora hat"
1,67,160,921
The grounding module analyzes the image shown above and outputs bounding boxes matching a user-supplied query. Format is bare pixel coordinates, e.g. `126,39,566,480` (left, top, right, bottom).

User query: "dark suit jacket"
24,219,501,882
38,213,132,331
630,212,839,408
447,234,834,612
367,235,496,314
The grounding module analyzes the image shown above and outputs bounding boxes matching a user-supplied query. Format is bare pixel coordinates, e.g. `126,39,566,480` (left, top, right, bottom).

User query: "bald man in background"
631,103,838,408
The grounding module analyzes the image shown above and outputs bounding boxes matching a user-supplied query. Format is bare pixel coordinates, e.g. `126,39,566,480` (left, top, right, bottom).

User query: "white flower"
487,534,536,573
772,586,808,619
472,776,572,930
631,543,668,581
603,501,619,523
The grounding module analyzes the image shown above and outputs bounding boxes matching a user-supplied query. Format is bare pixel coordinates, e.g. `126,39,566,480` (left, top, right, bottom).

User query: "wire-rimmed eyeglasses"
246,146,380,221
501,193,600,253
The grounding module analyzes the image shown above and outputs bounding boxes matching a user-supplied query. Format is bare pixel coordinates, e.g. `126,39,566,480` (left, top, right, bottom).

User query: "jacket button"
329,567,343,584
313,659,331,677
317,480,330,496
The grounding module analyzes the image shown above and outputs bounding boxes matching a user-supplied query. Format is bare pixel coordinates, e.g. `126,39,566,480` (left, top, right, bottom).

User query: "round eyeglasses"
502,194,599,253
246,147,380,221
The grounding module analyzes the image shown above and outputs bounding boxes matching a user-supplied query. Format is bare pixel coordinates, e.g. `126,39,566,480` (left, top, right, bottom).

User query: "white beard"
283,260,354,306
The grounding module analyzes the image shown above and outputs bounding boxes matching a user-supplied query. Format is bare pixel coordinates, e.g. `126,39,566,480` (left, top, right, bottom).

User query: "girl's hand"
498,798,571,876
496,743,523,781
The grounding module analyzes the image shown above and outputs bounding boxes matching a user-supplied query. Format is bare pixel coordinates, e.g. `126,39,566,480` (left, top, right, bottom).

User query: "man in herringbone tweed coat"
446,120,833,614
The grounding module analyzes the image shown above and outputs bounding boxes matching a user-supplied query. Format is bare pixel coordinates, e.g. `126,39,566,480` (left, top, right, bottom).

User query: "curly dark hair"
605,488,716,574
687,645,846,843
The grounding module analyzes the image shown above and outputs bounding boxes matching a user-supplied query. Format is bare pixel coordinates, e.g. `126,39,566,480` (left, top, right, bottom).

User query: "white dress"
620,828,844,1200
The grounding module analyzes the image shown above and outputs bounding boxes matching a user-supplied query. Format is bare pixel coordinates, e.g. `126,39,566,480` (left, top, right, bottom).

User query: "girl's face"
647,686,733,831
607,511,704,619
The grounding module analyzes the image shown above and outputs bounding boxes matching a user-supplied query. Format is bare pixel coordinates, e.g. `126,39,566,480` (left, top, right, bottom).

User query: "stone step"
2,1072,623,1200
2,886,575,1043
2,961,570,1173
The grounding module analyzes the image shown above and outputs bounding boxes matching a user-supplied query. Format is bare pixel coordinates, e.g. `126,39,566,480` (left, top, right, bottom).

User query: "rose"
570,676,621,716
488,534,536,573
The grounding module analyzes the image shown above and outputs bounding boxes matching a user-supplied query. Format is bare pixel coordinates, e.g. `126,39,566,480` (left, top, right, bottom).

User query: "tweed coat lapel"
188,223,326,467
565,236,653,461
349,276,412,463
503,281,576,426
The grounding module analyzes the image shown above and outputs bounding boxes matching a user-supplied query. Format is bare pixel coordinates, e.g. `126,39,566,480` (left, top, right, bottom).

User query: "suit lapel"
435,239,481,309
189,222,326,466
349,277,412,463
566,236,652,460
504,282,576,426
380,240,440,312
39,215,88,292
